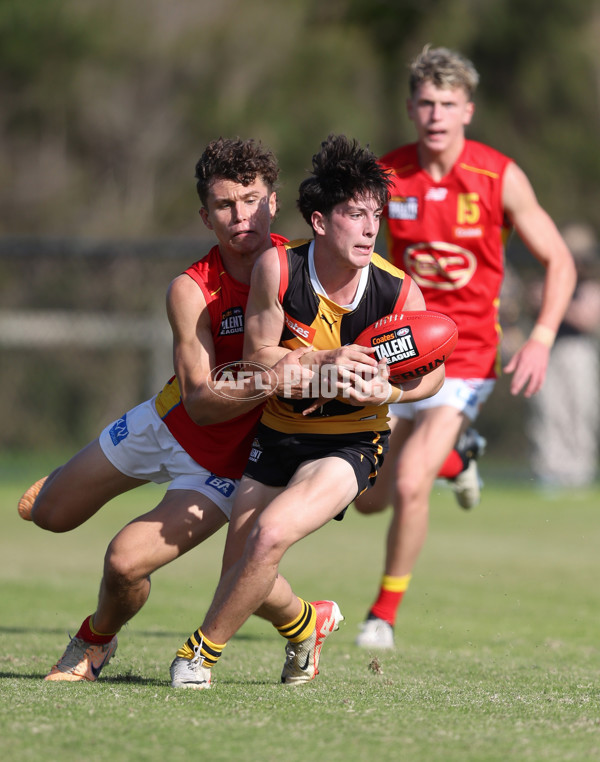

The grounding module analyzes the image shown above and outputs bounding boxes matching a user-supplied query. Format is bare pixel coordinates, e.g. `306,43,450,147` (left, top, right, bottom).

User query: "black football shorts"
244,422,390,519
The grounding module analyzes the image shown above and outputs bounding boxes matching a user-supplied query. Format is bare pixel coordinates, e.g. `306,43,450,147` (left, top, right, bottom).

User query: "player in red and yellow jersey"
382,139,510,380
170,135,445,688
354,46,577,649
18,138,319,684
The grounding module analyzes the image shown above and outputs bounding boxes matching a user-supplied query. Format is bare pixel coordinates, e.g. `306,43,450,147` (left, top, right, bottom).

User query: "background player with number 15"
354,45,577,651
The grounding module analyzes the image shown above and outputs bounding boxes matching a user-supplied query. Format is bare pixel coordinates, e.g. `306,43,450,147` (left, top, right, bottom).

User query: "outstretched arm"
502,162,577,397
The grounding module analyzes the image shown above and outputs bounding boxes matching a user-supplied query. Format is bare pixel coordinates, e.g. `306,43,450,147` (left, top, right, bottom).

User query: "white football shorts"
390,377,495,422
98,397,239,518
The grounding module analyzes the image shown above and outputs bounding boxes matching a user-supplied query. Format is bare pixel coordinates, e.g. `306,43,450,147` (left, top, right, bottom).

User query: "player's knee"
104,542,144,587
395,467,431,507
248,522,288,565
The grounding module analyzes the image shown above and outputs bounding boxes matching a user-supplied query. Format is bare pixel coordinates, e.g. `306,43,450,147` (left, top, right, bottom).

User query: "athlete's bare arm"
243,247,288,367
167,273,274,425
502,162,577,396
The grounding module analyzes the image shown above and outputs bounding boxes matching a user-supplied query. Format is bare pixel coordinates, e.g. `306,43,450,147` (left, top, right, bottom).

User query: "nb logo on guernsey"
109,415,129,446
205,475,235,497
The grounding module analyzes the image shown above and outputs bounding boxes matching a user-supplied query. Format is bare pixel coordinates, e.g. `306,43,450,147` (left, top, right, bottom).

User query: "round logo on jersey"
404,242,477,290
208,361,278,400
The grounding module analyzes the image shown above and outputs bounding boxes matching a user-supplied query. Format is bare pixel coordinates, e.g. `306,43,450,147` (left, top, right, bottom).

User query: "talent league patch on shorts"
248,437,262,463
109,415,129,446
204,474,235,498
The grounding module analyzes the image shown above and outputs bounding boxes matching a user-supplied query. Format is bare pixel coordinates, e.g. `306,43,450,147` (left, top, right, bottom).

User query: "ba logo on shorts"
205,475,235,497
109,415,129,446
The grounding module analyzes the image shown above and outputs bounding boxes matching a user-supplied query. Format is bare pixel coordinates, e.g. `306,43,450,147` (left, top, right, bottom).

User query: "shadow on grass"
0,626,266,643
0,625,190,639
0,670,275,687
0,670,168,686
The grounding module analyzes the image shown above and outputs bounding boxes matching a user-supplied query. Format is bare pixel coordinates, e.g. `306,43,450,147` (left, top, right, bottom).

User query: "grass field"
1,458,599,762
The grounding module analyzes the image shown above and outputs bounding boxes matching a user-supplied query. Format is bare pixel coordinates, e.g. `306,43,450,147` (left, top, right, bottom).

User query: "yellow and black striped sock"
275,599,316,644
176,628,226,667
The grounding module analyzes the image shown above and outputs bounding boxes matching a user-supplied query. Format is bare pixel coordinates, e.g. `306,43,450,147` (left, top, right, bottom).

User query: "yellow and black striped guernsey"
261,240,412,435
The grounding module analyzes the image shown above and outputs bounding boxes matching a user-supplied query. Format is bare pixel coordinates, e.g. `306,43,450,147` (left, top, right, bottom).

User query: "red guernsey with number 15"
380,139,512,379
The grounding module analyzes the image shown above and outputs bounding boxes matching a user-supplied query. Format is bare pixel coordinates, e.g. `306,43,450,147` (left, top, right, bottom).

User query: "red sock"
370,574,412,626
438,449,465,479
75,615,117,645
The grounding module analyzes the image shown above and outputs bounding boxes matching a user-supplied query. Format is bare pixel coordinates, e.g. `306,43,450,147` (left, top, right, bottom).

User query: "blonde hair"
409,45,479,100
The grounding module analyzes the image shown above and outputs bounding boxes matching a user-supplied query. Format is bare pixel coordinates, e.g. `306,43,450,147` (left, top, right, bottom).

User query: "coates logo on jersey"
403,242,477,290
284,312,316,343
219,306,244,336
208,361,278,400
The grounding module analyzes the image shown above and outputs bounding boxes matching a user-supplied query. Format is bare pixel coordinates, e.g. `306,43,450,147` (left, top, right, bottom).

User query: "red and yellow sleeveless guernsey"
154,234,288,479
260,241,412,435
380,140,512,379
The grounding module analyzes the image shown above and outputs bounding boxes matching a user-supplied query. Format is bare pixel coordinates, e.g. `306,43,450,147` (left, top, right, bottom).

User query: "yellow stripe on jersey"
370,251,407,277
154,377,182,419
458,162,500,179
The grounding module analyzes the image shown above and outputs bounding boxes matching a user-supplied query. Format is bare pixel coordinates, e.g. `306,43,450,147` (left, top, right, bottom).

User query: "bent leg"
93,489,228,634
218,478,297,626
384,406,466,577
201,457,358,645
357,407,468,646
32,439,146,532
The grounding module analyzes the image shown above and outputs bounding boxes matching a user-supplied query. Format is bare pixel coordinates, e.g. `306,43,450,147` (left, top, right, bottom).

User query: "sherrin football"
354,311,458,383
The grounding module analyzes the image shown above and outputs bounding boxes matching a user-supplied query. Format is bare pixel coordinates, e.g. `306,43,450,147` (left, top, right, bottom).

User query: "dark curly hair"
297,134,392,229
195,137,280,207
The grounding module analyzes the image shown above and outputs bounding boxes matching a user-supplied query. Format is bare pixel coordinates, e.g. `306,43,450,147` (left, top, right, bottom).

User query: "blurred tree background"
1,0,598,469
2,0,598,238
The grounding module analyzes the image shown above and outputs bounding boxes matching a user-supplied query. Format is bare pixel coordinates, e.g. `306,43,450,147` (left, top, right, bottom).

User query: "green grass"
1,462,599,762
